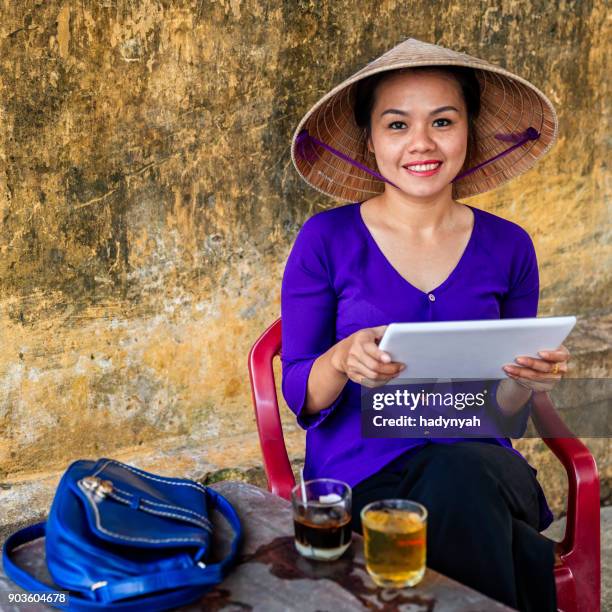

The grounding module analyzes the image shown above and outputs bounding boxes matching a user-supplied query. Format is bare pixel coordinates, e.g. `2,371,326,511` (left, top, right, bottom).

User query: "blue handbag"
3,458,243,610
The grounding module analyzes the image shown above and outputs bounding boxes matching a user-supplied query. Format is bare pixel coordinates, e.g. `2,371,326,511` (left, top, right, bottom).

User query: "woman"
281,38,569,612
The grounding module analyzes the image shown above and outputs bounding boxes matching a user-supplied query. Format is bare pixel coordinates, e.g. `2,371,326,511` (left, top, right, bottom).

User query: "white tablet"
377,316,576,380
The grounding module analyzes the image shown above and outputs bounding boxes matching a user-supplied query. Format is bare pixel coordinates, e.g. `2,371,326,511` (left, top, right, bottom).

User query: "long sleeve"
489,229,540,436
500,229,539,319
280,216,347,430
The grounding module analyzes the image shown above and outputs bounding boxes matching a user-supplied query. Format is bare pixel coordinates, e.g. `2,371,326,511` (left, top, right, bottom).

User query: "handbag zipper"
79,476,212,532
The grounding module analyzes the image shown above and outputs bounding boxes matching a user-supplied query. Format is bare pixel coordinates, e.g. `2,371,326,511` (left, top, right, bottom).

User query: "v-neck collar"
356,201,478,296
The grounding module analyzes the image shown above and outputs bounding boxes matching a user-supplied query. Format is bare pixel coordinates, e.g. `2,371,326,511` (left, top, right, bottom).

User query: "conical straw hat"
291,37,558,201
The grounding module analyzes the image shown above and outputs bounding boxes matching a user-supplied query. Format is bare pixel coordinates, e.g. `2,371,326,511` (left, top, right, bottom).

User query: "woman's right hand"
330,325,406,387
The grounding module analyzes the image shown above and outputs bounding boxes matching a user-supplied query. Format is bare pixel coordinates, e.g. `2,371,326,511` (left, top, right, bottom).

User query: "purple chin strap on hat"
295,126,540,191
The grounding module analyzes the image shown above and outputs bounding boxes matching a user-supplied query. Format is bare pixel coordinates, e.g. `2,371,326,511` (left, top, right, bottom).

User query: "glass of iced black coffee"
291,478,352,561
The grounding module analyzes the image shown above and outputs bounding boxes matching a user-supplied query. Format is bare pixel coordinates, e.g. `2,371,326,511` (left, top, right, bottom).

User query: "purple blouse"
280,202,553,530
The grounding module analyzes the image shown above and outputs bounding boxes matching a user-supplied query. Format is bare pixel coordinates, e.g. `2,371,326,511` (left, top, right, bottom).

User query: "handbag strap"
3,487,243,611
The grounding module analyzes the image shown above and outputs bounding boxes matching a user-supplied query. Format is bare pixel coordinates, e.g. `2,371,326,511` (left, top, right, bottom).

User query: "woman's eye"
388,119,452,129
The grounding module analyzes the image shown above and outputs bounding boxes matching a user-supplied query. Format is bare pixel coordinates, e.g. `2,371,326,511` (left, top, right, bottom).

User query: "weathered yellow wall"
0,1,609,519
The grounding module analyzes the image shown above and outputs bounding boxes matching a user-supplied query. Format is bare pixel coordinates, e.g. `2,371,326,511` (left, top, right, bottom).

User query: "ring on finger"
551,362,560,375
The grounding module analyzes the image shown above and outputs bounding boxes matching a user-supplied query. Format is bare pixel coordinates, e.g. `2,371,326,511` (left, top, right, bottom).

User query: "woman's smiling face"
367,69,469,199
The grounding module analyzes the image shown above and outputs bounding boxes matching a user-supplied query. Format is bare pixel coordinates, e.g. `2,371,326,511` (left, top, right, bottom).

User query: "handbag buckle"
81,476,114,500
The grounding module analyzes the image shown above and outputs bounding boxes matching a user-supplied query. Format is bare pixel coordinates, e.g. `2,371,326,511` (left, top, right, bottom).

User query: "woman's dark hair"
353,66,481,159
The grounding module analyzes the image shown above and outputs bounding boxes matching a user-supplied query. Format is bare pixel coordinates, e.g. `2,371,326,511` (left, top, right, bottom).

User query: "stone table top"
1,480,517,611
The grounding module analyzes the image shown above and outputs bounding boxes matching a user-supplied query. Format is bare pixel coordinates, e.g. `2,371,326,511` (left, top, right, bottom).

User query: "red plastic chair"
248,317,601,612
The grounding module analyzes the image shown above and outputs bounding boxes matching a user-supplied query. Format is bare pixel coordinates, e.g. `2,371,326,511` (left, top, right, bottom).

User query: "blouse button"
428,293,436,302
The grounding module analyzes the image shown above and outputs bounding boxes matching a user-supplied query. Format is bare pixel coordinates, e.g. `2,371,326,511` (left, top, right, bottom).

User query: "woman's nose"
407,125,436,152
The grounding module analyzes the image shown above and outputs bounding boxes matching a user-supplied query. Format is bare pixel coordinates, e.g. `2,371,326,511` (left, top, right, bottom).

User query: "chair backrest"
247,318,296,500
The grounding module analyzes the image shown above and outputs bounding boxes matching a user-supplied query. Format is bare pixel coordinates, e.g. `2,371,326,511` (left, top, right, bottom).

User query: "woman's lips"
403,162,443,177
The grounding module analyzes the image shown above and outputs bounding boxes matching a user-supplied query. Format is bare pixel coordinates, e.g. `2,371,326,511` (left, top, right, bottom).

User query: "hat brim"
291,39,558,201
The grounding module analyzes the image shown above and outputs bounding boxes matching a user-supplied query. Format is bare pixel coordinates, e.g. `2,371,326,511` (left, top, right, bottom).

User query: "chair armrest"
248,319,296,500
531,391,600,603
249,372,295,500
260,436,296,500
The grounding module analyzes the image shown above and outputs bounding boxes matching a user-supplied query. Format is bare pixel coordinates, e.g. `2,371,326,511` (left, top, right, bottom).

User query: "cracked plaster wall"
0,1,609,514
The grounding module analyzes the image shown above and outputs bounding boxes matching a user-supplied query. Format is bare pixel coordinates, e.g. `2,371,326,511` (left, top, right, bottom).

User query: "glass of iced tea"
361,499,427,588
291,478,352,561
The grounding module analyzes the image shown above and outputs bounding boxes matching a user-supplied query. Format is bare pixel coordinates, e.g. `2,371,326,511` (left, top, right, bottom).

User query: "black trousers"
352,441,557,612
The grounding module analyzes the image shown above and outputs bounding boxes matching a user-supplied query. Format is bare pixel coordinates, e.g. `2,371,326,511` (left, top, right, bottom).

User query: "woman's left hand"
502,344,570,393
